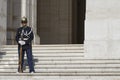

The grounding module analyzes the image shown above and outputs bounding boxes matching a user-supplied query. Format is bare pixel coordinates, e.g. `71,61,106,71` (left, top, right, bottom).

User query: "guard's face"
22,22,27,26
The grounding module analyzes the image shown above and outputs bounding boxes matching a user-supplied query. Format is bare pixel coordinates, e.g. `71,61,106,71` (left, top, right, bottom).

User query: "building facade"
85,0,120,59
0,0,85,45
1,0,120,58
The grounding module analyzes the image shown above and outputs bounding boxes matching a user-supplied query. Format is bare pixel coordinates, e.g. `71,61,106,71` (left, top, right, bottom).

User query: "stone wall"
0,0,7,45
85,0,120,58
7,0,21,45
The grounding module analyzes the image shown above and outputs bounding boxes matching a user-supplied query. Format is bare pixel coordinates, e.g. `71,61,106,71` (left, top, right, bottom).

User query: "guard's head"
21,17,27,23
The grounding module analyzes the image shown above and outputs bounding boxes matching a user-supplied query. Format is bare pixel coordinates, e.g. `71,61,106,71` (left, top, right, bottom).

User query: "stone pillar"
31,0,40,44
0,0,7,45
21,0,40,44
7,0,13,45
21,0,26,17
85,0,120,59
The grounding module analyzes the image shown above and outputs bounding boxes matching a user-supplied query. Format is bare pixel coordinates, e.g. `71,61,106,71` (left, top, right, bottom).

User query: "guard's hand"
18,40,25,45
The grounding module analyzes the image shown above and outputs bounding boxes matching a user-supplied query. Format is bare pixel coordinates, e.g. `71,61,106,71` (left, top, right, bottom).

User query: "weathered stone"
85,0,120,58
0,0,7,45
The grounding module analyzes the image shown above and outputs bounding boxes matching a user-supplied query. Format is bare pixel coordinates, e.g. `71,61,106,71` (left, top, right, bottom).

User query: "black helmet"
21,17,27,23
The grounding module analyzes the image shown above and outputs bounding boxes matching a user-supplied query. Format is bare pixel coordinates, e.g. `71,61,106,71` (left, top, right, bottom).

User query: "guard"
15,17,35,73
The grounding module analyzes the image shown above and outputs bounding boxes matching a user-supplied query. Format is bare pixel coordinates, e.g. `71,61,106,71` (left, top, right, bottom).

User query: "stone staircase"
0,44,120,80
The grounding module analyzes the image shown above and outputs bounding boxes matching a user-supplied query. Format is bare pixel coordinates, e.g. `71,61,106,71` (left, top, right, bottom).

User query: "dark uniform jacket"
15,26,34,50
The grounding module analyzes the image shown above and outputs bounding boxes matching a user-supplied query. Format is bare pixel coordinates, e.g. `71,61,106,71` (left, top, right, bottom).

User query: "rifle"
18,30,24,73
18,45,23,72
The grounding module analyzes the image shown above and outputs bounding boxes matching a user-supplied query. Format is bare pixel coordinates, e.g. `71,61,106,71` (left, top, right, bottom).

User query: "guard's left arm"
25,28,34,44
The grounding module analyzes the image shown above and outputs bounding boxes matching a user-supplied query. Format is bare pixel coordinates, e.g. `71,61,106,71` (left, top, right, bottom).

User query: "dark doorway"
72,0,86,44
37,0,86,44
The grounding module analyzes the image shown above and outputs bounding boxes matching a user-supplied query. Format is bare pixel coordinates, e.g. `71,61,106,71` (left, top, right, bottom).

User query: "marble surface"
0,0,7,45
85,0,120,58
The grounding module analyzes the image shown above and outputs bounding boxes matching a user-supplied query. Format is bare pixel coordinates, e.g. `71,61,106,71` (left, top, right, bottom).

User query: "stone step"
3,50,84,53
0,76,120,80
0,74,120,80
1,63,120,68
1,65,120,69
1,44,83,47
0,55,84,58
1,55,83,57
2,59,120,63
2,58,120,62
0,62,120,67
0,58,83,61
1,47,83,50
0,61,120,65
1,61,120,65
1,62,116,65
0,72,120,76
1,45,120,78
0,58,119,60
0,58,120,61
1,64,120,68
1,52,83,55
2,62,120,65
0,52,83,55
0,68,120,73
0,58,119,61
0,57,84,61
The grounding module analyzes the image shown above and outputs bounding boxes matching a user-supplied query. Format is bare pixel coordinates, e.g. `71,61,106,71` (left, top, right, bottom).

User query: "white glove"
18,40,25,45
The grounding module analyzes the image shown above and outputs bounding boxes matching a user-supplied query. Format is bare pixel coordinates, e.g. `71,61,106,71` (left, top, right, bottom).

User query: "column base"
33,34,40,45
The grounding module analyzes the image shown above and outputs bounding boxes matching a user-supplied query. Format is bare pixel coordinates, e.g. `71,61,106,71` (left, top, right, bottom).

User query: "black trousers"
18,46,35,72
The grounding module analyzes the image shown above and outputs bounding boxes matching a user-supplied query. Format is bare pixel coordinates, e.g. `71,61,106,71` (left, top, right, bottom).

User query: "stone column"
7,0,13,45
0,0,7,45
21,0,26,17
21,0,40,44
31,0,40,44
85,0,120,59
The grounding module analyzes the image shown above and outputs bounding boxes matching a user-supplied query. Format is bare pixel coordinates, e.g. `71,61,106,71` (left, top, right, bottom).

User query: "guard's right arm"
15,28,20,44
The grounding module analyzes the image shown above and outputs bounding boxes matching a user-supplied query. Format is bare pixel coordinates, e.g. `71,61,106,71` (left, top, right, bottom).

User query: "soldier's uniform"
15,17,35,73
